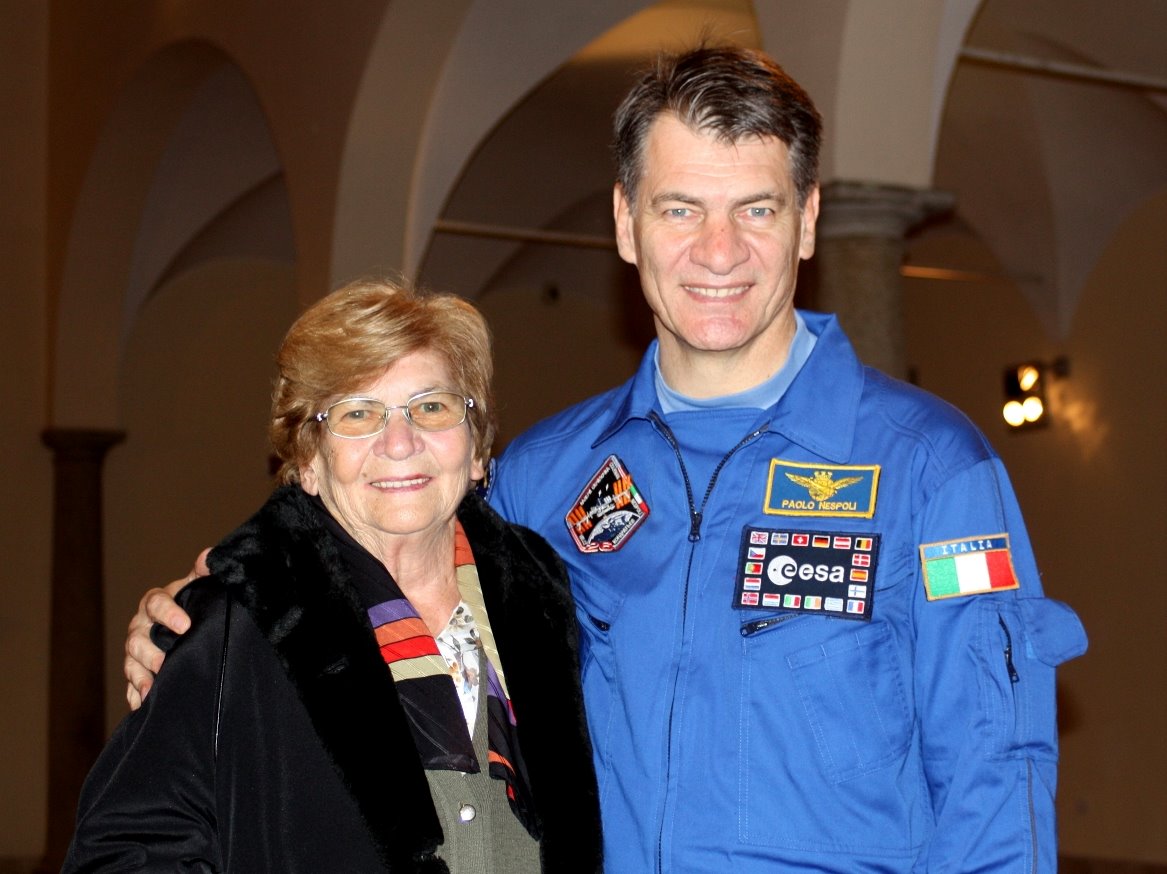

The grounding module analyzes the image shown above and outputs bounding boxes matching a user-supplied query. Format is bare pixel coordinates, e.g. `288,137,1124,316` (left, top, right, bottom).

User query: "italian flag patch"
920,534,1020,600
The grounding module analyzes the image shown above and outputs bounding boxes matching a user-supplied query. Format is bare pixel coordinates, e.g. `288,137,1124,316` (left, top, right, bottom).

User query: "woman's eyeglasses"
313,391,474,438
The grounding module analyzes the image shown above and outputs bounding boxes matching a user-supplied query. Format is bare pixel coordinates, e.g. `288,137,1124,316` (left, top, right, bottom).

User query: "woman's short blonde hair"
269,276,496,485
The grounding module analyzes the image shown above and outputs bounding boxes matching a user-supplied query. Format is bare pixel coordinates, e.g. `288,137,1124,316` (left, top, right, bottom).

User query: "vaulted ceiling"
419,0,1167,344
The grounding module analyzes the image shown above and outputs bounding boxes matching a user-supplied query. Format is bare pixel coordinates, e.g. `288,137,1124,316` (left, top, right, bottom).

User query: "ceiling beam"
961,46,1167,94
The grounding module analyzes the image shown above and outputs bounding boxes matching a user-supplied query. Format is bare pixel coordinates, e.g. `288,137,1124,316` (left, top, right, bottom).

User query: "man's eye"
746,206,773,218
666,207,691,218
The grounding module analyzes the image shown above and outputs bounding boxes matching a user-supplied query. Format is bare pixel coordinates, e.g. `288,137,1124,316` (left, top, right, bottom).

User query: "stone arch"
934,0,1167,340
52,40,292,428
756,0,980,187
331,0,654,287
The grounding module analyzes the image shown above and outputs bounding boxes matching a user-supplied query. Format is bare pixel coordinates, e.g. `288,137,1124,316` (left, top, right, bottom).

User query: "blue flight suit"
488,310,1086,873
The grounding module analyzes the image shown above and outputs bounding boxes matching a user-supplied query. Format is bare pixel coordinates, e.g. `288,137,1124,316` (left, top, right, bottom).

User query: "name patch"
733,527,880,621
565,454,650,553
920,534,1020,600
763,460,880,518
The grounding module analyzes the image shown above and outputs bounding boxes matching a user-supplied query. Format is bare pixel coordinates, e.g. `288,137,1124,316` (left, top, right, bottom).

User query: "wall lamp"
1002,356,1069,429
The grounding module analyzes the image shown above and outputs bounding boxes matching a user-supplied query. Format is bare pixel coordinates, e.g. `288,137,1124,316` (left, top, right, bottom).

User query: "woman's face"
299,349,483,553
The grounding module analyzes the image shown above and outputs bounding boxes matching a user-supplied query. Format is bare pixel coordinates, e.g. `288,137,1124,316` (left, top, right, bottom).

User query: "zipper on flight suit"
646,412,768,873
649,412,767,542
740,613,801,636
998,614,1020,683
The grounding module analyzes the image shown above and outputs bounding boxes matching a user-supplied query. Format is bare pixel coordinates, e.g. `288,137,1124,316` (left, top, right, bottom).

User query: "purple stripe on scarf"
367,598,418,627
484,660,516,726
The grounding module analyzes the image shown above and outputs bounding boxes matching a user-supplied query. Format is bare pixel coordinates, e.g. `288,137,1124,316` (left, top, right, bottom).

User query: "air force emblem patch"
763,460,880,518
565,454,649,553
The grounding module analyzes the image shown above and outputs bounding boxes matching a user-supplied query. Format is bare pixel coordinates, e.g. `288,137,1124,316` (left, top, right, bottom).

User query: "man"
125,45,1086,872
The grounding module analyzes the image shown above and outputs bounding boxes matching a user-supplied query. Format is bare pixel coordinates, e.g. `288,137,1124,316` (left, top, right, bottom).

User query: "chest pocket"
784,621,912,782
738,618,924,854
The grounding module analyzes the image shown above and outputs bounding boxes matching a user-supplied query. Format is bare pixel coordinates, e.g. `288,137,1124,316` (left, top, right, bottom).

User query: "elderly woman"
64,278,602,873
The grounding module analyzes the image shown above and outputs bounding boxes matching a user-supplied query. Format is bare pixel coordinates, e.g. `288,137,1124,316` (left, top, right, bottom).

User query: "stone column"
814,181,953,379
38,428,125,873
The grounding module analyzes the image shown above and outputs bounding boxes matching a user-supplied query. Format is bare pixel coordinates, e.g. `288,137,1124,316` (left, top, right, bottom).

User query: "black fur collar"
208,484,447,872
205,485,602,872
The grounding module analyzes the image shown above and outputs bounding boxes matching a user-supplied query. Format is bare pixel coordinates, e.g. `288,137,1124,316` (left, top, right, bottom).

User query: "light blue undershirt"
655,311,817,413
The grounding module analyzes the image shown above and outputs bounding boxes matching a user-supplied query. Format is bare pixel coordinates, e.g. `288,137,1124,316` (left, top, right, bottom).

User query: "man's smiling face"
614,113,819,389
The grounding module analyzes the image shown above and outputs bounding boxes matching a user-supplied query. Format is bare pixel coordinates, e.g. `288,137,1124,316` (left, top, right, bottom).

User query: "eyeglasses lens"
406,392,466,431
323,391,468,437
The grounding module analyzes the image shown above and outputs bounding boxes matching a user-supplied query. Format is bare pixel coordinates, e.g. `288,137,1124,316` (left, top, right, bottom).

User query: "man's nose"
689,215,748,274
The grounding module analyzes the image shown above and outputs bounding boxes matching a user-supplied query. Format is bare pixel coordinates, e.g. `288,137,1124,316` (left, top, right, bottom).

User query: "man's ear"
613,183,638,266
799,185,820,261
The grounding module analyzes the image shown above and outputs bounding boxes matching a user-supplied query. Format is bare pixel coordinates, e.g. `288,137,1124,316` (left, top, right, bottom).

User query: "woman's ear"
470,453,486,485
299,457,321,495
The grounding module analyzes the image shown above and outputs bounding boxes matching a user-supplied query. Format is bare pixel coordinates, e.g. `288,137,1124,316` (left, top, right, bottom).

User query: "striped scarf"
364,520,535,824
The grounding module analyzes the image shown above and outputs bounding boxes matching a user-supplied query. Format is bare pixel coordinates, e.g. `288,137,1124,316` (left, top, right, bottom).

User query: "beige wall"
0,0,52,857
1032,193,1167,861
904,192,1167,861
101,260,299,729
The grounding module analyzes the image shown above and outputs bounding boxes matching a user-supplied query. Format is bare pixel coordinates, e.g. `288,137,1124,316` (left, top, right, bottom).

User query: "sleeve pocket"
979,596,1084,761
1019,596,1088,666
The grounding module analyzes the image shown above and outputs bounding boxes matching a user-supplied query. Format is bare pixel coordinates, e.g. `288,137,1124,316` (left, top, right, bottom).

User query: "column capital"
817,180,954,240
41,426,126,457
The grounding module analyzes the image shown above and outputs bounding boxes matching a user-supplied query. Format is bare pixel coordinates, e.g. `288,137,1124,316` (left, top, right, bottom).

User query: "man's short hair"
613,44,823,208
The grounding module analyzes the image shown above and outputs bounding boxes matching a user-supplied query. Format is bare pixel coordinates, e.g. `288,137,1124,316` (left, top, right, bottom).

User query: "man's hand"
123,548,210,710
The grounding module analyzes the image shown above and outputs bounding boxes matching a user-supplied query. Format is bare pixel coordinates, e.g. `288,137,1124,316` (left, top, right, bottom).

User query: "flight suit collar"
592,311,865,463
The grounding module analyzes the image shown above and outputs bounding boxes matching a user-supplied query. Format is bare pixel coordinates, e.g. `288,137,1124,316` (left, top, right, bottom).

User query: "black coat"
64,486,602,872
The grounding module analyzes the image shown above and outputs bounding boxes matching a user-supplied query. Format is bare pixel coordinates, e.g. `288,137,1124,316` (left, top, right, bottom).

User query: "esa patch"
920,534,1019,600
734,526,880,621
565,454,650,553
763,460,880,518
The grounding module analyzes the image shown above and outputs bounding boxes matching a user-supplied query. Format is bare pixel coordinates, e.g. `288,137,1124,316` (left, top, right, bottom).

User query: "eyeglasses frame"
313,390,475,439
